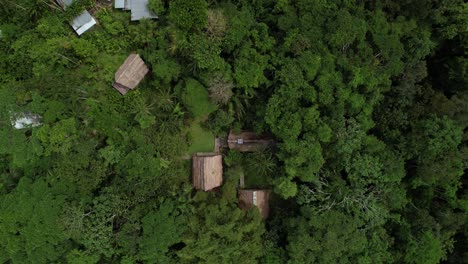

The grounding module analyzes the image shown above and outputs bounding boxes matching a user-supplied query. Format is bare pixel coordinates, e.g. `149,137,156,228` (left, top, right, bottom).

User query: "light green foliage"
71,191,128,258
404,231,449,264
188,34,224,70
233,45,269,91
346,154,384,187
148,0,165,15
368,10,405,75
297,51,321,80
222,6,254,52
272,177,297,199
244,151,277,186
0,178,69,263
138,200,185,263
0,127,40,170
410,116,463,161
178,198,265,263
34,118,78,156
326,8,367,49
186,122,215,154
287,209,391,264
221,166,243,202
135,111,156,129
169,0,208,30
0,0,467,262
71,38,98,63
66,250,100,264
181,78,217,118
148,50,182,85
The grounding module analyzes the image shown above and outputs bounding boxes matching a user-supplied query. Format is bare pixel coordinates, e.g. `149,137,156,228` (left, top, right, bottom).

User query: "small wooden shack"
227,131,273,152
113,54,149,95
192,153,223,191
238,189,271,219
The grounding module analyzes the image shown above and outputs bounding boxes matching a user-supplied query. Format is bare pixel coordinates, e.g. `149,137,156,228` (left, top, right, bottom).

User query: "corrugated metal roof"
55,0,73,8
63,0,73,6
130,0,158,21
55,0,96,35
115,0,125,9
70,10,96,36
114,0,158,21
11,113,42,129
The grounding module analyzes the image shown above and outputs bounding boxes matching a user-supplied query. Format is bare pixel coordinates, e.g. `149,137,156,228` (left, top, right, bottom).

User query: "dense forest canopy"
0,0,467,263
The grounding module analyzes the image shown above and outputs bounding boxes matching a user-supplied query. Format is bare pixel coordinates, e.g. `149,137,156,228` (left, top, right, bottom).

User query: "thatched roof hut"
227,131,273,152
113,54,149,95
238,189,271,219
192,153,223,191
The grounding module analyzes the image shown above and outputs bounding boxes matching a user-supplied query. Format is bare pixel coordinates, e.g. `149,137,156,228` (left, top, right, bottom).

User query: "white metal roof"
11,113,42,129
115,0,158,21
115,0,125,9
70,10,97,36
130,0,158,21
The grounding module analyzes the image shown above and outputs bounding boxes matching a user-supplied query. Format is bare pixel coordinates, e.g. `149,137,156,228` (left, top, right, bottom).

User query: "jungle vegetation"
0,0,467,263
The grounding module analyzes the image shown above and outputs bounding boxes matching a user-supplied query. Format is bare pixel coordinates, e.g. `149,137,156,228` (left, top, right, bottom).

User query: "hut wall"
238,190,271,219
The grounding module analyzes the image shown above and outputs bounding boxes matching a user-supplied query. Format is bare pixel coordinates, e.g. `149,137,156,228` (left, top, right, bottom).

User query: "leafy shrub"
181,78,217,119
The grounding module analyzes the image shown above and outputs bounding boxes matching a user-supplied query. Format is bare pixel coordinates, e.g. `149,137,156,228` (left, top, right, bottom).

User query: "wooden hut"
113,54,149,95
192,153,223,191
227,131,273,152
238,189,271,219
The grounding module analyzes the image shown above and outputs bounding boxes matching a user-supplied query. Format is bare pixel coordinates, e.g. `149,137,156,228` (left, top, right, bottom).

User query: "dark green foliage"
287,209,392,263
168,0,208,31
0,178,69,263
138,200,185,263
0,0,466,262
177,198,265,263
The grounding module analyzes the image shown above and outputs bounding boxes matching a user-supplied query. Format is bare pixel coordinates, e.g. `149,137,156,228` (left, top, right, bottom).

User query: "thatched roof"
192,153,223,191
238,189,271,219
113,54,149,95
227,131,273,152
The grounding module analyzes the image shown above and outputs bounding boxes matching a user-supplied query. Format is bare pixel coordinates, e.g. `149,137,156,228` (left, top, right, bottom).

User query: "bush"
181,78,217,119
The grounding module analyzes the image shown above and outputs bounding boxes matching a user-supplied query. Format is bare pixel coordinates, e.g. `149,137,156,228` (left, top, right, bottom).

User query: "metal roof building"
11,112,42,129
115,0,125,9
115,0,158,21
70,11,97,36
55,0,97,36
